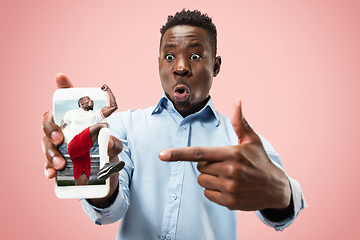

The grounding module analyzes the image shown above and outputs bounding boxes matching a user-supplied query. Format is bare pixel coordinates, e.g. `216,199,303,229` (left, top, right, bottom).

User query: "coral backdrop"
1,1,359,239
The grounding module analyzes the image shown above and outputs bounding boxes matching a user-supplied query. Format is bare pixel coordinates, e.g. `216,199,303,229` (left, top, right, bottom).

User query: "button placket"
160,120,189,240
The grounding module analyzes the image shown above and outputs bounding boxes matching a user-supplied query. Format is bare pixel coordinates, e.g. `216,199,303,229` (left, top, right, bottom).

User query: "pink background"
1,0,359,239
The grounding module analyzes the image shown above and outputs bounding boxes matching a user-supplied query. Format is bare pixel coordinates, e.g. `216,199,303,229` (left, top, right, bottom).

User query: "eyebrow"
162,42,204,51
163,44,176,50
188,43,205,51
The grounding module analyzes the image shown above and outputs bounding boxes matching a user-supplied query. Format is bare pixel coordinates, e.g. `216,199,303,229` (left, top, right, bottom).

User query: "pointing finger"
159,146,235,162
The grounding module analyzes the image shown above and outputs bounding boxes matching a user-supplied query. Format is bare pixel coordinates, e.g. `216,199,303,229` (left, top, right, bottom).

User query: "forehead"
82,96,91,101
160,25,211,50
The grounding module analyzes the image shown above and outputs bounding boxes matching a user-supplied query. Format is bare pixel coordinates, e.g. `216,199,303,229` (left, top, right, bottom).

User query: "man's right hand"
42,73,73,179
42,73,122,207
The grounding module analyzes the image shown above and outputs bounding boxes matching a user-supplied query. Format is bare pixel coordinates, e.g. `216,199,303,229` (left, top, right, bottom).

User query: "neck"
177,96,210,118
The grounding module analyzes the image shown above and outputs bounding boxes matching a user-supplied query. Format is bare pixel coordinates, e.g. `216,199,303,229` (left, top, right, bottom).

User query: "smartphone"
53,88,110,199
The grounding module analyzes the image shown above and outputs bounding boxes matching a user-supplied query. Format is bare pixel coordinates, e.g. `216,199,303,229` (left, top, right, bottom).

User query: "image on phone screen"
52,88,110,199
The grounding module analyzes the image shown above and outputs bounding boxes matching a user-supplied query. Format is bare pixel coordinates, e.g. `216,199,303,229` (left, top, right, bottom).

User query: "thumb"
55,73,74,88
230,99,253,144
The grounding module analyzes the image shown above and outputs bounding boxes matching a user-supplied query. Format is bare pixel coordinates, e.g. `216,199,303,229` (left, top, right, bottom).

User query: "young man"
59,84,124,185
42,10,306,240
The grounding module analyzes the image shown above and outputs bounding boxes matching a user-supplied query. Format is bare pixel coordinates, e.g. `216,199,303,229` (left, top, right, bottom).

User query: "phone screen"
53,88,110,199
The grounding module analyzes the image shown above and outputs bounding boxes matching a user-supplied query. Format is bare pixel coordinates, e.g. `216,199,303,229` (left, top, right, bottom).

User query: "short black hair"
78,96,88,107
160,9,217,57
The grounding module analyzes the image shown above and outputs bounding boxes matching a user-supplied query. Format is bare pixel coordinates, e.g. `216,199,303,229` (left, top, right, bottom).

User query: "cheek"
159,73,172,94
196,67,213,90
159,65,169,88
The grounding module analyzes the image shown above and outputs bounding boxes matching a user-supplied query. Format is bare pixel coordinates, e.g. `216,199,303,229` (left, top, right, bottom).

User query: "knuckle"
224,180,238,194
193,147,203,160
42,137,58,160
44,160,52,169
224,164,241,179
227,147,240,160
42,136,51,152
45,147,54,159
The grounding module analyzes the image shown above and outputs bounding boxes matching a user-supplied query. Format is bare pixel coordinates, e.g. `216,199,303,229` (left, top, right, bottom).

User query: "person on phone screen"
59,84,124,185
42,9,307,240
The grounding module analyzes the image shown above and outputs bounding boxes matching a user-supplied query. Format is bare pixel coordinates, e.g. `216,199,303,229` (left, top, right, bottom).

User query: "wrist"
260,193,294,222
268,164,292,209
87,183,119,208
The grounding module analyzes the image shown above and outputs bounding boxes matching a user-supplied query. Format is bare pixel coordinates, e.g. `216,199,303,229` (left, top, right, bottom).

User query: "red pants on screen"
67,127,92,181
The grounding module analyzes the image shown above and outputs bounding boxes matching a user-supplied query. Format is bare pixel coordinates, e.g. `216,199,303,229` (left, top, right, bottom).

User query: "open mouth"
174,85,190,102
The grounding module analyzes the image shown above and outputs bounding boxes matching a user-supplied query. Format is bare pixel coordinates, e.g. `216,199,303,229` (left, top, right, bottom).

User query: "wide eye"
190,53,201,60
165,54,175,61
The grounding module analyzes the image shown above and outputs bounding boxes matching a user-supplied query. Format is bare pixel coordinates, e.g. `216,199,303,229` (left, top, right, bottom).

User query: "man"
59,84,124,185
42,9,306,240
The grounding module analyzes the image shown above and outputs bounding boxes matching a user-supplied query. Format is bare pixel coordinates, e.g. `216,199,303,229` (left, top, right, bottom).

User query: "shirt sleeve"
96,110,106,122
255,135,307,231
80,165,132,225
62,110,71,124
255,177,307,231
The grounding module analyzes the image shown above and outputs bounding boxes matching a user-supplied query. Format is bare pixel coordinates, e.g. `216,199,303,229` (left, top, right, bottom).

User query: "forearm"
107,88,117,109
101,89,118,118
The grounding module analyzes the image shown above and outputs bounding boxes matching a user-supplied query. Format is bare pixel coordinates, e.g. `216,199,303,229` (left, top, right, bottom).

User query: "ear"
213,56,221,77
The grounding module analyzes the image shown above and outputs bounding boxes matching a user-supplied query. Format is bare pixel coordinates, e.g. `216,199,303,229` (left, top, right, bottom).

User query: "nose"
173,57,191,77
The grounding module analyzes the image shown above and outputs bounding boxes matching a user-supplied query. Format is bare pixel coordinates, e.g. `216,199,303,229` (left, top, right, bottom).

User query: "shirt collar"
151,93,220,127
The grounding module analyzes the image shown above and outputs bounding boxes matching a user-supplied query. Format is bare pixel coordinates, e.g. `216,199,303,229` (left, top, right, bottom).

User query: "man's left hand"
101,84,109,91
159,99,291,211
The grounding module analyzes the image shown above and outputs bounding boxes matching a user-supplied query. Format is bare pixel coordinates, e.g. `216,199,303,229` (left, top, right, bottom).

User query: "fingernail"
159,150,170,160
51,131,62,144
52,156,63,169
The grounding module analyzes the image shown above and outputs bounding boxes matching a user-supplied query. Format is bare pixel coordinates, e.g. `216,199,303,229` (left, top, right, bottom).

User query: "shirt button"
166,235,171,239
181,125,186,130
172,194,177,200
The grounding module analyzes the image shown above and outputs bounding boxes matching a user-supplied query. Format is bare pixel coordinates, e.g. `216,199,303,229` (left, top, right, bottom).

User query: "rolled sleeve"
255,177,307,231
80,170,131,225
258,134,307,231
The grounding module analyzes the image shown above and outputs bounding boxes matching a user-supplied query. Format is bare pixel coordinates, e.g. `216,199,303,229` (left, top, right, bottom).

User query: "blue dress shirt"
81,94,307,240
